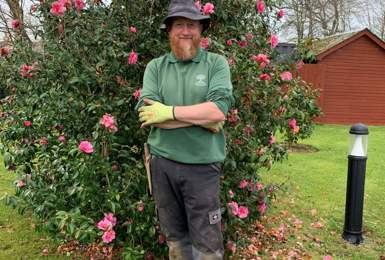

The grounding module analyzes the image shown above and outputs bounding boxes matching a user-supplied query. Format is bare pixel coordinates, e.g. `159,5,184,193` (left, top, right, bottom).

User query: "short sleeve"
135,59,162,111
206,55,234,116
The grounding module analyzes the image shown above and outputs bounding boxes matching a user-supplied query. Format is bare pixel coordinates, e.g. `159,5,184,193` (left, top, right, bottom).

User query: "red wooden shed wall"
300,35,385,125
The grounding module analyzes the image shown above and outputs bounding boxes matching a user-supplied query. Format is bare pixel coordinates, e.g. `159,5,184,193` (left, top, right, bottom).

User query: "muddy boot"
168,236,193,260
192,245,223,260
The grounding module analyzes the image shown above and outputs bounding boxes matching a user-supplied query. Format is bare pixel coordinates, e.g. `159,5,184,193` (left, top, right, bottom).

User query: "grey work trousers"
150,155,224,260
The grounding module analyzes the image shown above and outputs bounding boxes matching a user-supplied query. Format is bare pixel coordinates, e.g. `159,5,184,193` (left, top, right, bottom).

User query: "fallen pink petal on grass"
311,221,324,228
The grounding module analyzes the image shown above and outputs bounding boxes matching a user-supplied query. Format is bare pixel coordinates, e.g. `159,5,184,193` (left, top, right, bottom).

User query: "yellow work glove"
201,121,225,133
138,99,175,127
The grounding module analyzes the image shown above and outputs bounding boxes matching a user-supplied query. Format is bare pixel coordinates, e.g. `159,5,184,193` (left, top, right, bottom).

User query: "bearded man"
135,0,234,259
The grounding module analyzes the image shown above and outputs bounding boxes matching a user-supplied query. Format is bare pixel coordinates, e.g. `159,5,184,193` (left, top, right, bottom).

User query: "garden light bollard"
342,123,368,245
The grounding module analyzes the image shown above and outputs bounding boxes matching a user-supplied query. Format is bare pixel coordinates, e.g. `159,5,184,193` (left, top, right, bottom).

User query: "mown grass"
260,124,385,259
0,156,70,260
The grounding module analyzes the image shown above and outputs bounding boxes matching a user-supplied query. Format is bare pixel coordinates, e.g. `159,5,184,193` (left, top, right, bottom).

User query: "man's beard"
170,36,200,61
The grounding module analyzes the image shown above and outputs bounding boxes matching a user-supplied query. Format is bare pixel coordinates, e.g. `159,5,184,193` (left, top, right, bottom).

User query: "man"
136,0,234,259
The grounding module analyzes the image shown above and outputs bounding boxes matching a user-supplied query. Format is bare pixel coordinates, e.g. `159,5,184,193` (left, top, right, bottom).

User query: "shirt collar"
167,47,203,63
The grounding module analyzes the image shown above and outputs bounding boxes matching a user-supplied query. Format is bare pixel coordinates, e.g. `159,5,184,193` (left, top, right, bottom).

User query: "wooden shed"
299,28,385,125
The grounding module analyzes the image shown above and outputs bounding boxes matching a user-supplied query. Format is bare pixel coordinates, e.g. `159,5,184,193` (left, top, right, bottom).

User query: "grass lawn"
0,155,70,259
259,124,385,259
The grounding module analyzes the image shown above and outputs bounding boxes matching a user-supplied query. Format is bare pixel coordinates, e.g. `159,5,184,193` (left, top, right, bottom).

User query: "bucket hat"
160,0,210,32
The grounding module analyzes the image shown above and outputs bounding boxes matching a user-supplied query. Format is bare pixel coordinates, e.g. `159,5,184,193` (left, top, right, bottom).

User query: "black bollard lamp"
342,123,368,245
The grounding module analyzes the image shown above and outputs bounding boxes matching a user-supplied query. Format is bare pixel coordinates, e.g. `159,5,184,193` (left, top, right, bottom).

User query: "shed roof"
312,28,385,61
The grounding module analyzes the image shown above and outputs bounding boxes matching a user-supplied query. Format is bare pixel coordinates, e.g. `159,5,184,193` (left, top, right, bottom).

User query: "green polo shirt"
136,48,234,164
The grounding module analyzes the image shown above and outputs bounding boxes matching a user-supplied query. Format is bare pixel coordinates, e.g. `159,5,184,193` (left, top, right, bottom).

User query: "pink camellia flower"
128,51,138,65
74,0,85,11
23,120,32,127
256,182,264,190
11,19,20,29
102,230,116,243
100,113,117,132
256,1,265,14
238,206,249,219
226,240,236,254
288,118,297,129
245,33,254,40
269,135,276,145
239,179,248,189
58,135,66,142
258,202,267,215
251,54,270,69
130,26,137,33
20,64,34,78
39,137,48,145
194,0,201,10
202,2,214,15
259,73,271,81
104,213,117,227
17,180,25,188
50,1,66,16
226,39,232,46
133,88,141,100
228,190,234,198
237,40,247,48
270,34,279,48
0,47,12,57
227,201,239,216
323,256,333,260
278,9,285,18
280,71,292,81
254,53,270,64
200,37,209,49
78,141,93,154
97,219,113,231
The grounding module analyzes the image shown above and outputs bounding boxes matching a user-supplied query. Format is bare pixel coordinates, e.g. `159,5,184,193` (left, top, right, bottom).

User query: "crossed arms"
138,98,225,132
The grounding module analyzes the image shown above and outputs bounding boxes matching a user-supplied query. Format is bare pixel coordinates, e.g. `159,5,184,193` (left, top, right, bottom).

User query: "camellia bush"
0,0,320,258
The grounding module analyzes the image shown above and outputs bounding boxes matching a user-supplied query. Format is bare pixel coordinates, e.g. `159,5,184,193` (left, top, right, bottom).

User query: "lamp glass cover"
349,134,368,156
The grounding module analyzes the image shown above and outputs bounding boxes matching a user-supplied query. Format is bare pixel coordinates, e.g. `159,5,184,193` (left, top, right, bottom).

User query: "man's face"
169,17,202,61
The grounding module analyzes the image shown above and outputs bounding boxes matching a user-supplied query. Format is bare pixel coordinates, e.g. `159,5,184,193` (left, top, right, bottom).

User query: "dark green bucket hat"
160,0,211,32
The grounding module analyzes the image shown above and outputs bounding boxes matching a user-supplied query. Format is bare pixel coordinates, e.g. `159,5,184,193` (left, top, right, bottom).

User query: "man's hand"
138,99,174,127
201,121,225,133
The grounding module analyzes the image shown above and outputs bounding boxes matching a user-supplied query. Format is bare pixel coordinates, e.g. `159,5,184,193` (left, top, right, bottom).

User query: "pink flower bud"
11,19,20,29
128,51,138,64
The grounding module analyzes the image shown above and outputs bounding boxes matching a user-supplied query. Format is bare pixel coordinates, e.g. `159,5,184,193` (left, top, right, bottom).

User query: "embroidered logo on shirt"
195,74,207,87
